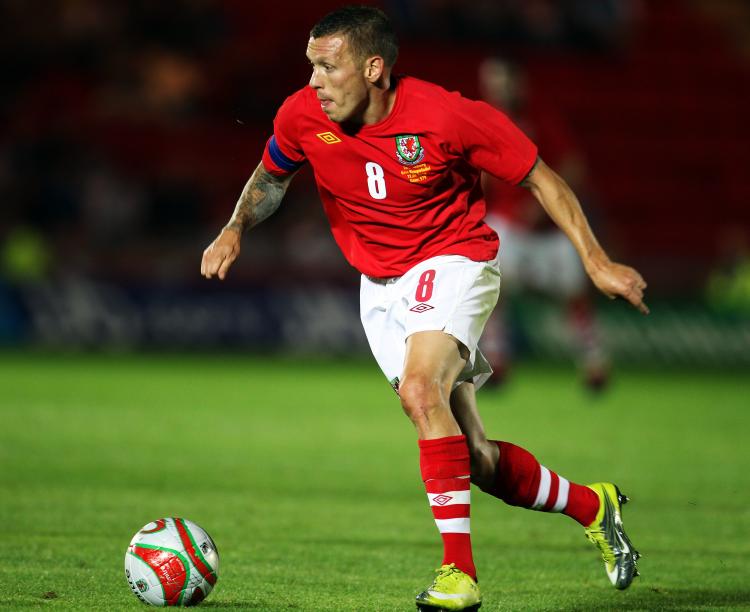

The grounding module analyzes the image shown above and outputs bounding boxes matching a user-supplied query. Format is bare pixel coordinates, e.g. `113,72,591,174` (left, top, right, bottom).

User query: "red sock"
487,440,599,526
419,435,476,580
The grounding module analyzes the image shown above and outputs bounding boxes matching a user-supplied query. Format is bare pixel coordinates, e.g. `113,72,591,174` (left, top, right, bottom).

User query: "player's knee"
398,374,447,426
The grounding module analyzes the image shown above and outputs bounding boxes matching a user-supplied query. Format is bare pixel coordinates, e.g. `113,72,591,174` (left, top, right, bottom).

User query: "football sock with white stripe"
488,440,599,527
418,434,476,580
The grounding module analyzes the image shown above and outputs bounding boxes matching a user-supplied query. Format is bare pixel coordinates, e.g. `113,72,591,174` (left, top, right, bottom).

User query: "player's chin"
326,110,344,123
326,106,352,124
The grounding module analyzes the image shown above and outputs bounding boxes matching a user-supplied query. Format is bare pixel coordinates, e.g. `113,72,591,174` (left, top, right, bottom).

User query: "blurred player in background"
479,57,609,390
202,6,646,610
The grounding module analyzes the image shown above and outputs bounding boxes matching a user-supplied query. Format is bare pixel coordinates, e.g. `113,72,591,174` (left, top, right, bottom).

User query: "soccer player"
201,6,646,610
478,57,609,390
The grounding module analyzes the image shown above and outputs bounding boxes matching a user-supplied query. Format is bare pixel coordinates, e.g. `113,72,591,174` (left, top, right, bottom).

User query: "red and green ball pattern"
125,518,219,607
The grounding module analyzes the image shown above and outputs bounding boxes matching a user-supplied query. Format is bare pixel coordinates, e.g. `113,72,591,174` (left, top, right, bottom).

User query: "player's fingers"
202,255,215,279
217,252,236,280
622,266,646,290
200,252,209,278
201,244,219,278
625,286,649,315
202,251,224,279
632,279,648,304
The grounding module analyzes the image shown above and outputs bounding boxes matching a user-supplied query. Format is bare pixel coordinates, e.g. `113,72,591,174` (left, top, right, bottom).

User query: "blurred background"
1,0,748,371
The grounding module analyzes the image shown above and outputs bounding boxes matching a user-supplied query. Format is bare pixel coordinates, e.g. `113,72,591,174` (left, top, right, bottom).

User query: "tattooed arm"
201,162,296,280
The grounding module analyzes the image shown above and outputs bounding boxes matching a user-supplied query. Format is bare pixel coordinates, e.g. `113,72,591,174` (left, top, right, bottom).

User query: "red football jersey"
262,75,537,278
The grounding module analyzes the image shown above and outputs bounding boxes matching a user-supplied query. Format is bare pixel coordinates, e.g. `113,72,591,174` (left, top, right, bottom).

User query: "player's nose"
309,67,323,89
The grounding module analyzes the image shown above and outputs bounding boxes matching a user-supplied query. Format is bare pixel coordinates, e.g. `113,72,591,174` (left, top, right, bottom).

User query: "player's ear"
364,56,384,82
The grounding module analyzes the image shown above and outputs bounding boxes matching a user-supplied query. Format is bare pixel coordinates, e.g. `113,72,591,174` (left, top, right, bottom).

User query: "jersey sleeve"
261,92,307,177
447,93,538,185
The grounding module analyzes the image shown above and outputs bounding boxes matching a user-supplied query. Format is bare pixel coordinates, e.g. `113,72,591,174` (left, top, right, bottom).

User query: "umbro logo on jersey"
396,134,425,165
409,303,434,313
317,132,342,144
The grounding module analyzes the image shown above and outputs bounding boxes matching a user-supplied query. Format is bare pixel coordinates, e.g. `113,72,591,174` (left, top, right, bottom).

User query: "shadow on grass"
202,588,750,610
200,601,300,609
567,587,750,611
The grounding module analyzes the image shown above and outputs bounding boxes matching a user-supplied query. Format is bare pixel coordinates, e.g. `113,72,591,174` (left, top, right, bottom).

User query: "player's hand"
201,227,241,280
587,259,649,314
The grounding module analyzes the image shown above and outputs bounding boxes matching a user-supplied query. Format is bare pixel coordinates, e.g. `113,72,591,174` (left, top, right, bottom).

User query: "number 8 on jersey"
365,162,387,200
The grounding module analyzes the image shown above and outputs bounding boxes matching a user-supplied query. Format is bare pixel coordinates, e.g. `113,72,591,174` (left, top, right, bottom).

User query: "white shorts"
360,254,501,392
487,214,586,299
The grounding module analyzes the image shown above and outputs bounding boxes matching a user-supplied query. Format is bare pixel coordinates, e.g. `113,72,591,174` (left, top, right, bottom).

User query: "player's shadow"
199,599,303,609
567,587,750,611
198,602,260,608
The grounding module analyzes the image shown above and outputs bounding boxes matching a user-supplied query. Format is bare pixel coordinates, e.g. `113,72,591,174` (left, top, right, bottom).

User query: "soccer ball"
125,518,219,606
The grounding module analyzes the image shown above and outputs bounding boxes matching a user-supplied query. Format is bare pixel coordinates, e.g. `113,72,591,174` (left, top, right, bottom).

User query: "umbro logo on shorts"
409,303,434,313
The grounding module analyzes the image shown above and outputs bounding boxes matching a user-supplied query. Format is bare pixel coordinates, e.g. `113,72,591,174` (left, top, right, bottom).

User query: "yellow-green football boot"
584,482,641,589
415,564,481,611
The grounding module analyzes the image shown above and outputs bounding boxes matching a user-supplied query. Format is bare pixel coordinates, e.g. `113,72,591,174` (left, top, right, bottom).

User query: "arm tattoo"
225,163,293,233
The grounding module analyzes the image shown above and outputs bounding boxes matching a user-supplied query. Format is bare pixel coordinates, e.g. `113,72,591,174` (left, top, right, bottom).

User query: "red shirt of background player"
262,75,538,278
483,100,578,231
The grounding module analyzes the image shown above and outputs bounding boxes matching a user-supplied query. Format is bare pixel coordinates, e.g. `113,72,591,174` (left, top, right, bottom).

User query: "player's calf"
464,439,499,492
480,441,600,526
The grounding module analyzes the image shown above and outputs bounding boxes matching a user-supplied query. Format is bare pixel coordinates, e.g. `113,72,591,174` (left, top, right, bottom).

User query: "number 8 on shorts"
415,269,436,302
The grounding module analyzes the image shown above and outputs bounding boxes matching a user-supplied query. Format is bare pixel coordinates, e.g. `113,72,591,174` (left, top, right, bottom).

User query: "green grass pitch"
1,353,748,610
